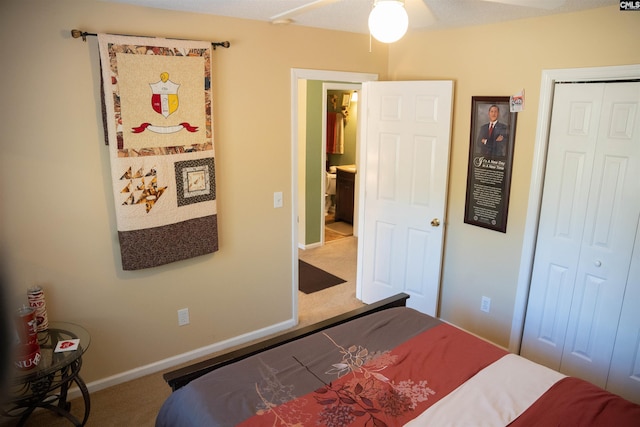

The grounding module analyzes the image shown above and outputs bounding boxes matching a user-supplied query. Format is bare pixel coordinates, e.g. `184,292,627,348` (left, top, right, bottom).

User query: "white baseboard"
440,319,507,351
301,242,322,250
66,317,297,400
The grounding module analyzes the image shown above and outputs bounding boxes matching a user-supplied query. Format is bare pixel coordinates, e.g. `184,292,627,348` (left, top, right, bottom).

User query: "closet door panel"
560,82,640,387
604,82,640,404
607,217,640,404
521,84,602,369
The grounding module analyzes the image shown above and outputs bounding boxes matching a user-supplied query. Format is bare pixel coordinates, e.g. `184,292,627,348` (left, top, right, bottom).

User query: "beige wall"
0,0,387,385
1,0,638,389
388,6,640,347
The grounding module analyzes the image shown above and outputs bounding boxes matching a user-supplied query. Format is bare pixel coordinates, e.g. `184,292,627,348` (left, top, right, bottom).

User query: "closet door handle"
594,260,602,267
431,218,440,227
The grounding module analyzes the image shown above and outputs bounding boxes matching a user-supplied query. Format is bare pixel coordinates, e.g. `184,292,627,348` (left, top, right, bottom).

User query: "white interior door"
521,81,640,389
357,80,453,316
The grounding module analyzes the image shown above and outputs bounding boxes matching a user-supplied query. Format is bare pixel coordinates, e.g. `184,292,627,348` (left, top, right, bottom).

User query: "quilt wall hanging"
98,34,218,270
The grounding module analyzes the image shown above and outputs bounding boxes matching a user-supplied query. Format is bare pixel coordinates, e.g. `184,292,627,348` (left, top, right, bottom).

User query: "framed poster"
464,96,517,233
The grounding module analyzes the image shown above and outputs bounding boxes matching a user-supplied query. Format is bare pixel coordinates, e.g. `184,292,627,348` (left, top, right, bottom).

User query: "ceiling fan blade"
270,0,341,22
407,0,438,28
479,0,566,10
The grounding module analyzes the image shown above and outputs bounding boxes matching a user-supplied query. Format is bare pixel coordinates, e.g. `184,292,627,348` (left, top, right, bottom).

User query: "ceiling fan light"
368,0,409,43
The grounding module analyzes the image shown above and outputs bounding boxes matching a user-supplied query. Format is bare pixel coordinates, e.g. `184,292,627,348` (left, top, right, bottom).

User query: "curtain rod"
70,29,230,50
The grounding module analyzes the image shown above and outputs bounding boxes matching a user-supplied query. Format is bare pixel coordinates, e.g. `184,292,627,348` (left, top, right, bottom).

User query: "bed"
157,293,640,426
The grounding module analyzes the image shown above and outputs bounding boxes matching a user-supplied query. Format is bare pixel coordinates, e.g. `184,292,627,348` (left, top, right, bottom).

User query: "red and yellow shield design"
150,72,179,118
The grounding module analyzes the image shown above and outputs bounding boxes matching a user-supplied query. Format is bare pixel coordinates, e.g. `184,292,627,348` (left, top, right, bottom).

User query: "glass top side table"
3,322,91,426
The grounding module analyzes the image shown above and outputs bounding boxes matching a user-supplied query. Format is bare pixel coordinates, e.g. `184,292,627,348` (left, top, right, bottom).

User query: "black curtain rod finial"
213,41,231,50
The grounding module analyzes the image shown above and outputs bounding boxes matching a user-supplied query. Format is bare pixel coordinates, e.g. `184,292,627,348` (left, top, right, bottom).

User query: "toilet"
325,166,337,214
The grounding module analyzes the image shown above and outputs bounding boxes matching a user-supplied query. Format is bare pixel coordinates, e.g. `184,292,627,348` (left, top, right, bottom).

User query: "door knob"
431,218,440,227
594,260,602,267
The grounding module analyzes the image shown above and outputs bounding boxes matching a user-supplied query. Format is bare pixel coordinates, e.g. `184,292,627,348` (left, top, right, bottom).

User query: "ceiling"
101,0,617,35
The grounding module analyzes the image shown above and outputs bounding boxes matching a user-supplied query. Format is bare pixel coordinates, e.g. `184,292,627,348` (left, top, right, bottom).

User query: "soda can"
15,306,38,346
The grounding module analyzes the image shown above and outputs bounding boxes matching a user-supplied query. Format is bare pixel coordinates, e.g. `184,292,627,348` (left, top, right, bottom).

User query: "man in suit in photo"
476,104,509,157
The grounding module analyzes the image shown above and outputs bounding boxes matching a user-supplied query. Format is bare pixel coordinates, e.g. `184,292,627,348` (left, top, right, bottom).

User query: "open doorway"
322,84,360,246
290,69,377,325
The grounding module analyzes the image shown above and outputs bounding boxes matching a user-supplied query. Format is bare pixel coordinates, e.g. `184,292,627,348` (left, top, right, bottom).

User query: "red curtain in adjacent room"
326,112,344,154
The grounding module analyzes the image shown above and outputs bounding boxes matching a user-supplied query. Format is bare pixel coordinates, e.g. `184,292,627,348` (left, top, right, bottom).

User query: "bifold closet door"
607,216,640,404
521,81,640,390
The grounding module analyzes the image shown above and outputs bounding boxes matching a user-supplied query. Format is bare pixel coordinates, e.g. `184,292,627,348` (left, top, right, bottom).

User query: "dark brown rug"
298,260,346,294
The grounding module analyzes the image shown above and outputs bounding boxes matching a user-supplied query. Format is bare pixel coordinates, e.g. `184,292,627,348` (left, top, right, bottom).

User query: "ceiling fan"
269,0,568,29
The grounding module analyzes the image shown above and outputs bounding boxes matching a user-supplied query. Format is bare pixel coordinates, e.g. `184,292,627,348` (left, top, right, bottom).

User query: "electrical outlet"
177,308,190,326
481,296,491,313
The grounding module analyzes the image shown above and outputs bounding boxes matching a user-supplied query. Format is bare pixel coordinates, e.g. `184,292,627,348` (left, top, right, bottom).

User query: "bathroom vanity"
335,165,356,224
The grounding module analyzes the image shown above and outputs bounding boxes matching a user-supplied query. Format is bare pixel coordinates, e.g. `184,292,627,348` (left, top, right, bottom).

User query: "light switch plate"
481,296,491,313
178,308,190,326
274,191,283,208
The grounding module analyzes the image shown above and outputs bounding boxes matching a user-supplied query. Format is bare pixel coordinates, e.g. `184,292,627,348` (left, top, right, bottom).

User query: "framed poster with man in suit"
464,96,517,233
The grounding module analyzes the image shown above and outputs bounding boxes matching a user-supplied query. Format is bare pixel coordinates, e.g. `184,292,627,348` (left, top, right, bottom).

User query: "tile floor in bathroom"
325,212,352,242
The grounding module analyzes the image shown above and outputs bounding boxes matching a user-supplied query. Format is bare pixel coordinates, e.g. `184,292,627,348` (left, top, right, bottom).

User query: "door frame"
509,64,640,353
290,69,378,324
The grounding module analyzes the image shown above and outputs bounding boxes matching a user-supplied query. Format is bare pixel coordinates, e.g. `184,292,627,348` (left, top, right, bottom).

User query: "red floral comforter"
238,324,506,426
156,307,640,427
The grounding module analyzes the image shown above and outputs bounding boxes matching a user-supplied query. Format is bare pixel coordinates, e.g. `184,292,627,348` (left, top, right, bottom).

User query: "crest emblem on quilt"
132,72,199,134
151,72,179,118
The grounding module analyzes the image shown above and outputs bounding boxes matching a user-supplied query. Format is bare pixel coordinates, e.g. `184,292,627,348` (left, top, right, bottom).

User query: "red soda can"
15,306,39,346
